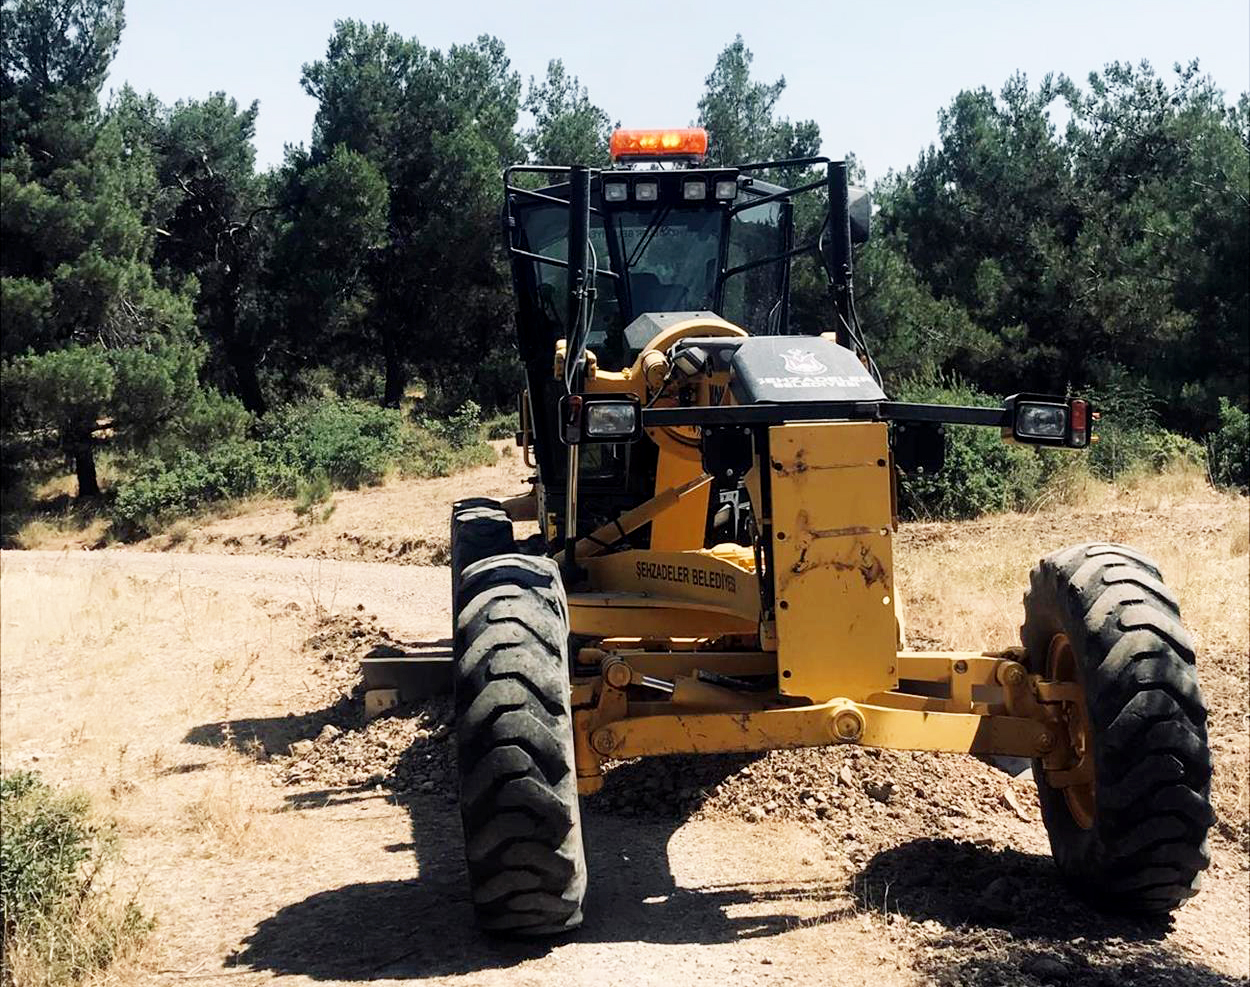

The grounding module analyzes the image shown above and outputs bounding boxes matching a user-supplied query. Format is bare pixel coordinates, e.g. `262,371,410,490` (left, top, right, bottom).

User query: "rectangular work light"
1017,402,1067,440
1005,394,1094,448
586,402,639,438
559,393,643,445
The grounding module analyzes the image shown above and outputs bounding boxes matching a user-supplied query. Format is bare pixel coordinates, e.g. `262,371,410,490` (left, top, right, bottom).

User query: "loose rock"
1023,954,1071,982
975,876,1017,920
864,779,896,803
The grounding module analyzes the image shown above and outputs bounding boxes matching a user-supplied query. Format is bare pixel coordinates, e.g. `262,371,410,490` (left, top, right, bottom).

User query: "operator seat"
630,272,687,314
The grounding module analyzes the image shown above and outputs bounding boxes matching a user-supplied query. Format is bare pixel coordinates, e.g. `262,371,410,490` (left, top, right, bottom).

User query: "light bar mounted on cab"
610,127,709,163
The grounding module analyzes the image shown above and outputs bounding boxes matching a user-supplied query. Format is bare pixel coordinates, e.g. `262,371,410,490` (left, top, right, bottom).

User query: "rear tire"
450,499,514,623
453,554,586,935
1021,542,1213,914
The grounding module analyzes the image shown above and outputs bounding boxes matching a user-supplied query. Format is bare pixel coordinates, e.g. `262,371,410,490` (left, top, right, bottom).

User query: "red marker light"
1070,399,1088,446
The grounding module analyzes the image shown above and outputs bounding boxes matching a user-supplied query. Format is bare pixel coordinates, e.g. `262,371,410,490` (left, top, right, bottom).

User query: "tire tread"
454,554,585,935
1021,542,1213,915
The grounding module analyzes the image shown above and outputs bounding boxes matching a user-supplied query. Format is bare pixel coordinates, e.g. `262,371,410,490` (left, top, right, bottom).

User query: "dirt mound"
136,444,533,564
262,613,458,795
199,529,452,566
276,700,456,793
585,744,1043,884
593,744,1036,825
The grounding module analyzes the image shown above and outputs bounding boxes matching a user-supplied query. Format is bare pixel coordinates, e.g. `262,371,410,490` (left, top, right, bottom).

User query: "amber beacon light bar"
609,127,709,161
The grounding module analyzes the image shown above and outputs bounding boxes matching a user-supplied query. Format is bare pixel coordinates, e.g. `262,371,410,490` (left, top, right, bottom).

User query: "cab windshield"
514,189,786,371
612,208,722,315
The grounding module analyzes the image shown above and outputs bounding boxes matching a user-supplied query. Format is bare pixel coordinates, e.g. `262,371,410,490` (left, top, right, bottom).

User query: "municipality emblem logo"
781,349,827,375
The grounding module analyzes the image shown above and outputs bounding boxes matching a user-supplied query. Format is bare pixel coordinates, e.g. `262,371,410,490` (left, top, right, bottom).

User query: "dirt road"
2,484,1247,986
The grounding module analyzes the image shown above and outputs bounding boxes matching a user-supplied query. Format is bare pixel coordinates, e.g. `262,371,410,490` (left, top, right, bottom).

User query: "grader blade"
361,644,453,718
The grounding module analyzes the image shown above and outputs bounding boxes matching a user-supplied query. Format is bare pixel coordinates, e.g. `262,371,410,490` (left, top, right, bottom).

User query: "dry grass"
162,518,194,548
31,456,123,502
179,742,294,859
897,471,1248,651
1031,458,1214,513
0,555,322,978
10,514,111,551
2,899,150,987
4,456,124,552
0,555,305,812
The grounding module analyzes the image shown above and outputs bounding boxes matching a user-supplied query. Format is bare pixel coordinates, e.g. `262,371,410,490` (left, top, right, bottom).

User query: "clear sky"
104,0,1249,180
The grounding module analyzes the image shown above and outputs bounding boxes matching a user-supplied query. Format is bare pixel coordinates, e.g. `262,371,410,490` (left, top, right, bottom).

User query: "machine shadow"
850,838,1241,987
184,694,359,757
229,751,848,980
850,837,1170,940
922,947,1243,987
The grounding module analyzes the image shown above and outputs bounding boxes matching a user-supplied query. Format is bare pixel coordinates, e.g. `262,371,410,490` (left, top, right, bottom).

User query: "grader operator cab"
439,128,1211,935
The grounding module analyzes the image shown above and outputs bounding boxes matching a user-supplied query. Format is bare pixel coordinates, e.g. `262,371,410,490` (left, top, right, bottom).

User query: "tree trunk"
382,329,406,408
221,277,267,415
227,340,267,415
74,442,100,498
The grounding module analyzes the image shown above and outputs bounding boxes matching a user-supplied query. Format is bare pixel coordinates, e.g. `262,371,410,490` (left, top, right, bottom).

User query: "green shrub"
260,399,407,489
892,377,1044,520
1,772,150,986
1208,397,1249,492
403,425,495,479
293,473,333,517
483,409,520,441
1080,383,1205,480
112,440,268,532
1089,423,1205,482
164,388,253,454
1139,429,1206,472
419,400,483,450
109,397,501,534
1,772,92,933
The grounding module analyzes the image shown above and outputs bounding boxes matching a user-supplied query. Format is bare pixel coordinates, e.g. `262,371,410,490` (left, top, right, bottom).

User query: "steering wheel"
628,316,747,463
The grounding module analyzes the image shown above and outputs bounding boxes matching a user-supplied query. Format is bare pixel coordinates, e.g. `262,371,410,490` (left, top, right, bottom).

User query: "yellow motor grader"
434,128,1211,934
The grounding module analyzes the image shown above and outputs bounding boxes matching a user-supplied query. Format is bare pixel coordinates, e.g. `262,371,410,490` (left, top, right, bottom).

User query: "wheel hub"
1045,632,1096,830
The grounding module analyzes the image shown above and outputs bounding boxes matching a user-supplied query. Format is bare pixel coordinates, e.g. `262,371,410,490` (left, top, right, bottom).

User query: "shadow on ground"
852,838,1241,987
225,751,846,979
184,692,359,757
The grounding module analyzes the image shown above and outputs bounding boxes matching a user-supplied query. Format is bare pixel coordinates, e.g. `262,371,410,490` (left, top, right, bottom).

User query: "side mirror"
559,393,643,445
1003,394,1093,448
848,186,872,244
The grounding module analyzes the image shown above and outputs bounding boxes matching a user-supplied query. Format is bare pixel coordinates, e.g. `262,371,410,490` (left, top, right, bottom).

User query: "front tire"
1021,542,1214,914
450,499,514,624
453,554,586,935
